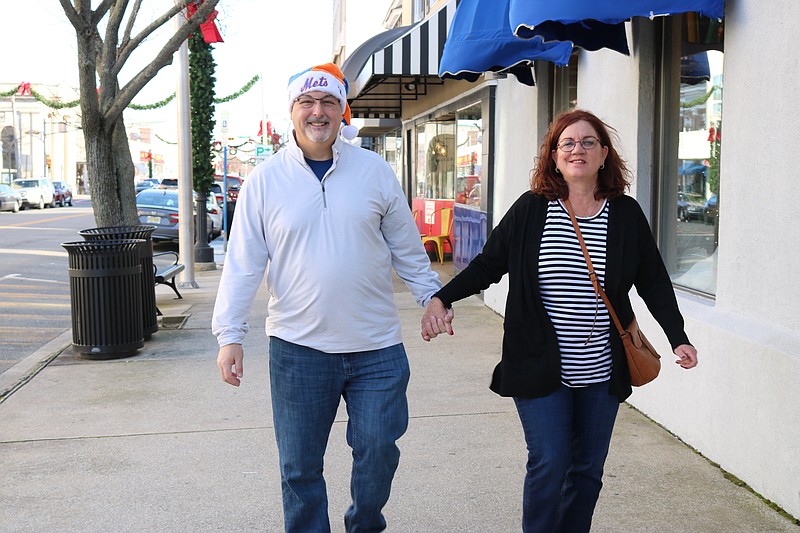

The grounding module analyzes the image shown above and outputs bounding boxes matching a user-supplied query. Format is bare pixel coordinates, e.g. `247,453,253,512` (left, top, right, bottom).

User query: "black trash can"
79,225,157,339
62,239,145,359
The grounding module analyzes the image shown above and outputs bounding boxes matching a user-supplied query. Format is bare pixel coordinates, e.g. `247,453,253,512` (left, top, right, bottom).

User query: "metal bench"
153,251,185,314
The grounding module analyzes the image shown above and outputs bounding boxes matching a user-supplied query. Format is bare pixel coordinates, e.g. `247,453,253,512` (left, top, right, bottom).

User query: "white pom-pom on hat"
341,124,359,141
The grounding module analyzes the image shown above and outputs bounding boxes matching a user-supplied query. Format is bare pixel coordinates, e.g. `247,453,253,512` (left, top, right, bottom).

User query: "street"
674,218,719,280
0,200,98,373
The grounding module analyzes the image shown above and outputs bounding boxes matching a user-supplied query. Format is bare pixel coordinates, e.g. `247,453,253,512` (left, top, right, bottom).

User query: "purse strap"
563,198,626,336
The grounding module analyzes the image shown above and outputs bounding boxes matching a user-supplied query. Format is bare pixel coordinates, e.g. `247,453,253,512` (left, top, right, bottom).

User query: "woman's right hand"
421,297,455,341
674,344,698,369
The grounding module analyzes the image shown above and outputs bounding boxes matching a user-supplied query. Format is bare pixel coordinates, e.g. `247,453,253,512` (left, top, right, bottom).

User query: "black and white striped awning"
342,0,457,120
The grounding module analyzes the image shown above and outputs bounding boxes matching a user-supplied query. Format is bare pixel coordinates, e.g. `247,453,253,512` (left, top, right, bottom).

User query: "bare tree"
58,0,220,227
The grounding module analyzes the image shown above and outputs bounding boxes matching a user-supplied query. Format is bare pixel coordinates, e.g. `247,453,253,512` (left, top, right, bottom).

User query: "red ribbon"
187,1,224,44
17,82,31,96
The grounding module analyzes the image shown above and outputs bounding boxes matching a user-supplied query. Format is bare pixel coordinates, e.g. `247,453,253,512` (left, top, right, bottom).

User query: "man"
212,63,444,533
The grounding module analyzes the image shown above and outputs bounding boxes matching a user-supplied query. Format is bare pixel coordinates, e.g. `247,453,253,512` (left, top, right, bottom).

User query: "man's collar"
289,129,343,161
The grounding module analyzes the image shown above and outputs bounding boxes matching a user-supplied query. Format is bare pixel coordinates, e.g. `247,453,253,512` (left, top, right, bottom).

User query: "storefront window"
661,15,723,295
455,103,482,207
383,130,403,183
453,102,486,270
415,121,455,200
551,51,579,117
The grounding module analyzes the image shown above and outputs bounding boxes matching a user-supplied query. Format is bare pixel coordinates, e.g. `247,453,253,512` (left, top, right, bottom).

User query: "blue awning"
438,0,574,86
679,163,708,175
509,0,725,41
681,52,710,85
514,19,629,55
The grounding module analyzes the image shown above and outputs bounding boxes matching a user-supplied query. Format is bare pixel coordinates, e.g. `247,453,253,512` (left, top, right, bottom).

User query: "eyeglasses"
294,96,341,110
556,137,601,152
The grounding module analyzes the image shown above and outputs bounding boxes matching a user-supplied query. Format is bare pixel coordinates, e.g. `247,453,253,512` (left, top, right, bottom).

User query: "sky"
3,0,392,143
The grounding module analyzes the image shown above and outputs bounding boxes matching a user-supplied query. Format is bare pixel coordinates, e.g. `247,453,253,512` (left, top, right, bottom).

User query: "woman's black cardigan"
434,192,691,402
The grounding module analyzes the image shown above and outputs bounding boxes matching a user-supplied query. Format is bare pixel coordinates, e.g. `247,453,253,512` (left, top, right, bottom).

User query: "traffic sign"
255,144,273,160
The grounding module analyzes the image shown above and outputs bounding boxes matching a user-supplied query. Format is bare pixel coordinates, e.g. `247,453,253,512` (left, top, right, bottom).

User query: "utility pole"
42,119,48,179
175,5,197,289
12,94,21,179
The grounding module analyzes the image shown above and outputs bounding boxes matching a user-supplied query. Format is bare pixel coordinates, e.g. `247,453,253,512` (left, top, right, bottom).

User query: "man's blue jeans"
513,382,620,533
268,337,410,533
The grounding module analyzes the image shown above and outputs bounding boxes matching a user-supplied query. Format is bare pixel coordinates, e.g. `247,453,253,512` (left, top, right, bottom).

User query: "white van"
11,178,56,209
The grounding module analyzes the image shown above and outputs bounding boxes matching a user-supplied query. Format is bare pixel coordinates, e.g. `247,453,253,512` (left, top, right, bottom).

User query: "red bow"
17,82,31,96
257,121,273,138
187,1,224,44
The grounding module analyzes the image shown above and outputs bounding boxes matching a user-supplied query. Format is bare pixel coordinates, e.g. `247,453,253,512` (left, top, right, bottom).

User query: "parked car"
0,183,22,212
51,181,74,207
11,178,55,209
206,193,223,238
210,180,241,205
704,194,718,224
135,178,159,194
677,191,705,222
136,188,214,242
159,178,179,189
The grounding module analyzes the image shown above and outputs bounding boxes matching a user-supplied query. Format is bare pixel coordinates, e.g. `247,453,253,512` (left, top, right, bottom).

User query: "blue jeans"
268,337,410,533
513,382,620,533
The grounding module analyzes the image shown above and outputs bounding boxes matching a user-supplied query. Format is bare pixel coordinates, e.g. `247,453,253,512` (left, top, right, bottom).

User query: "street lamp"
22,121,48,179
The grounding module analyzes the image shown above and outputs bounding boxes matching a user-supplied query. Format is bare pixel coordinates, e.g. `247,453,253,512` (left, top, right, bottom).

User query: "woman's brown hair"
531,109,631,200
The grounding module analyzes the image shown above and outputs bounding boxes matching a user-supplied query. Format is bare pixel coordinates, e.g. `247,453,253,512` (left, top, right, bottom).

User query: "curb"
0,330,73,403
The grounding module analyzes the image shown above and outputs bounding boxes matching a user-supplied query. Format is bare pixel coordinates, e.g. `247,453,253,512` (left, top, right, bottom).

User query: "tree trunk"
84,115,139,228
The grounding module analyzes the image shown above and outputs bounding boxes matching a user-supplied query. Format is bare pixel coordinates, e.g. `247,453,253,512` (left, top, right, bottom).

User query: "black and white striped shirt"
538,200,612,387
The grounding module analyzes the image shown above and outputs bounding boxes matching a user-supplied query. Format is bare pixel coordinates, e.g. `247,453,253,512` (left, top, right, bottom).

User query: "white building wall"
578,46,642,176
483,78,543,313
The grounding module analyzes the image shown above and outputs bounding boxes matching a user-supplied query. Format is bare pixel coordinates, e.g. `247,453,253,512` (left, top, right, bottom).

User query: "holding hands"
421,297,455,341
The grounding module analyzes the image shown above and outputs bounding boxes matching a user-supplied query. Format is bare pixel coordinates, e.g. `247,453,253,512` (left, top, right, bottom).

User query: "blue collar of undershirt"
305,157,333,181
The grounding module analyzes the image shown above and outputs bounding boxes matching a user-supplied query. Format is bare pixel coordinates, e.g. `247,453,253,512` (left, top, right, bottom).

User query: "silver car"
136,188,215,242
0,184,22,212
11,178,55,209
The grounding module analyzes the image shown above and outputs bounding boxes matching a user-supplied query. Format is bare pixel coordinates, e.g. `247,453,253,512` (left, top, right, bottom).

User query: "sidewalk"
0,243,796,532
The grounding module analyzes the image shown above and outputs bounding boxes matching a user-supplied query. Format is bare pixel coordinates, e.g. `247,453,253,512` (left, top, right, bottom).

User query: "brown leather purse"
563,199,661,386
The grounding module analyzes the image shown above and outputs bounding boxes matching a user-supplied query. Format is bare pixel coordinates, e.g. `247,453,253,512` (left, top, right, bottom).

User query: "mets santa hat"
287,63,359,140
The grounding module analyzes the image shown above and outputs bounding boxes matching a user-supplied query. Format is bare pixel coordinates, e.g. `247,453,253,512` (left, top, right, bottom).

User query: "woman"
422,109,698,532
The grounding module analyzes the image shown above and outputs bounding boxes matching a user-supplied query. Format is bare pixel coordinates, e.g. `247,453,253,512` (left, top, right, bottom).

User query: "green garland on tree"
680,85,718,109
189,31,216,196
708,125,721,195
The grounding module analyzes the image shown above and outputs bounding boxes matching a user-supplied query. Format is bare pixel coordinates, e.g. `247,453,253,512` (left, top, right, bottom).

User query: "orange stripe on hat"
309,63,352,127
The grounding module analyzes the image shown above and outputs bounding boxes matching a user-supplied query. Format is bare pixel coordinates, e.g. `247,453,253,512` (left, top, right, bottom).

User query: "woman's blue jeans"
514,382,620,533
268,337,410,533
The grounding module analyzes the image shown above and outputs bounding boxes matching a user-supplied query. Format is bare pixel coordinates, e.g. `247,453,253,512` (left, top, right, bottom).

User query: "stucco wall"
482,78,543,313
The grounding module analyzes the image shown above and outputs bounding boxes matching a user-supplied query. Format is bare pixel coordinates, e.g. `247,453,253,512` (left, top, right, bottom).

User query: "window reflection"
551,51,579,117
455,103,482,208
383,131,402,183
666,15,723,294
